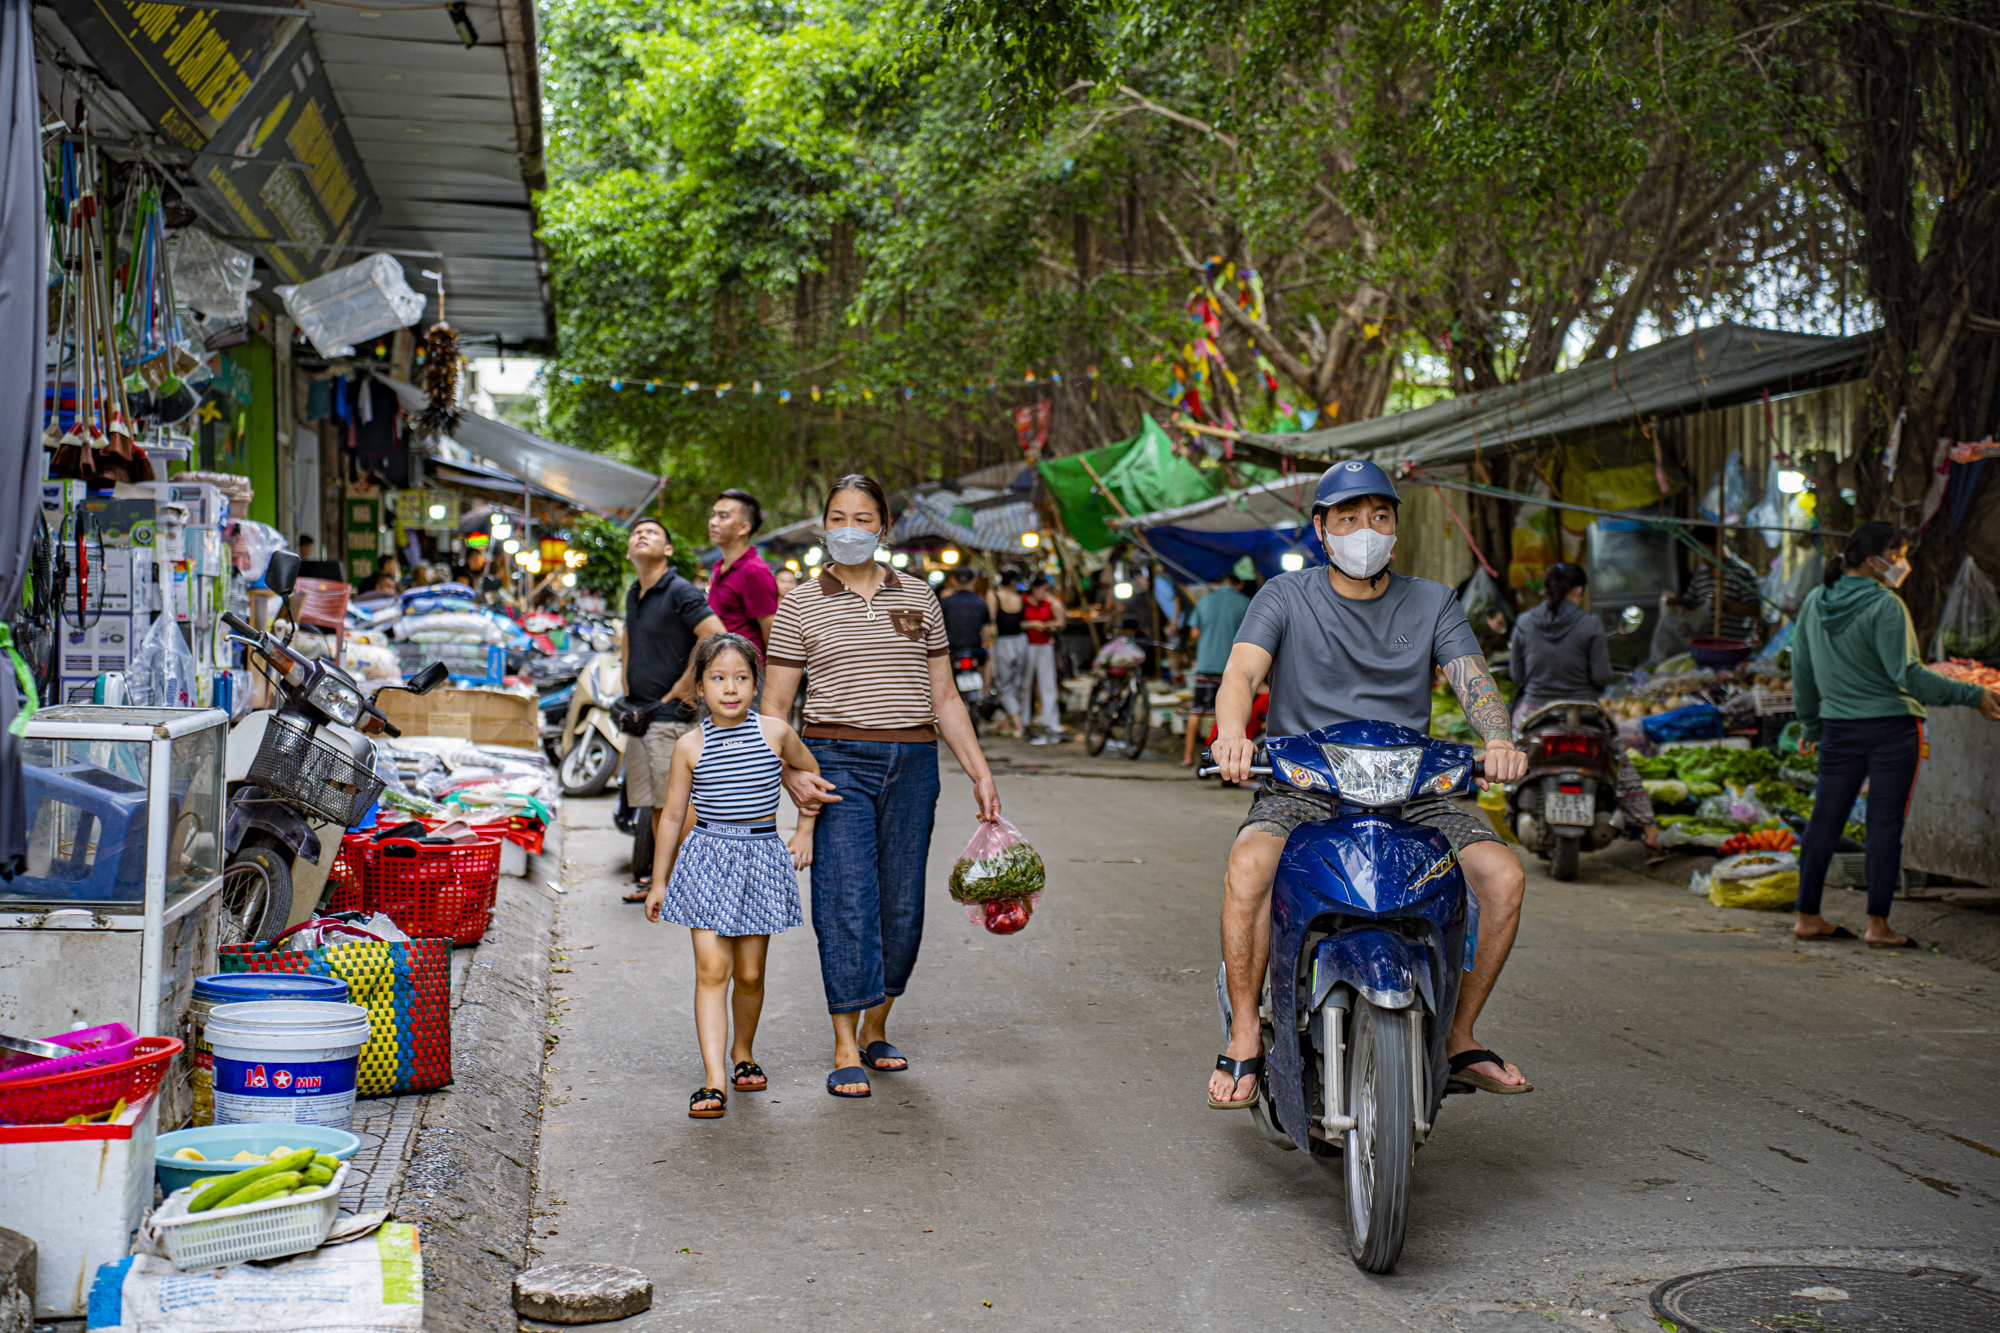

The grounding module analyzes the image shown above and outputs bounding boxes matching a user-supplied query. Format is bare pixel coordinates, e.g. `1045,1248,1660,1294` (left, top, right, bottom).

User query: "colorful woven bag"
218,920,452,1096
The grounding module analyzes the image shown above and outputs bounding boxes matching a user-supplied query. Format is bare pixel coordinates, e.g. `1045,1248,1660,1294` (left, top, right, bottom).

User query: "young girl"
644,633,819,1119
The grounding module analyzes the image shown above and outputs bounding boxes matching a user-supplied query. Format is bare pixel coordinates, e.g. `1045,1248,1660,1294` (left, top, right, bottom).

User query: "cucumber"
189,1149,316,1212
311,1153,341,1172
218,1172,301,1207
302,1164,334,1187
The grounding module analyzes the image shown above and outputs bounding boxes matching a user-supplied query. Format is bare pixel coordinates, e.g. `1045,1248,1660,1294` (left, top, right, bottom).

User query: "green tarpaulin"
1038,417,1218,551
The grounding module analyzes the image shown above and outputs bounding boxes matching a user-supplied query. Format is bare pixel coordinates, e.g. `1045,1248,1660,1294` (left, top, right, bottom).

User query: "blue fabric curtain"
1139,525,1322,584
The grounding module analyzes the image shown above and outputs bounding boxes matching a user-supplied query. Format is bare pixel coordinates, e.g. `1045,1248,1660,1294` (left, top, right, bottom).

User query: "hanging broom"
415,321,461,437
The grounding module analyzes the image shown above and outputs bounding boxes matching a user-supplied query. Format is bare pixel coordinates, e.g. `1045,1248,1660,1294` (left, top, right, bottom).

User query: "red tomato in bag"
983,898,1032,935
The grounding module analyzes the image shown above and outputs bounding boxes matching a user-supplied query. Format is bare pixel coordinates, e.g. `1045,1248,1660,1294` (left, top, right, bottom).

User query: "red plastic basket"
0,1036,182,1125
0,1022,140,1085
332,834,501,946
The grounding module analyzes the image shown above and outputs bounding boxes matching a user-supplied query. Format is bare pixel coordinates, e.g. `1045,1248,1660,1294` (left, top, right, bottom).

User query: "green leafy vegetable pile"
1656,746,1780,788
1755,782,1815,818
950,840,1047,903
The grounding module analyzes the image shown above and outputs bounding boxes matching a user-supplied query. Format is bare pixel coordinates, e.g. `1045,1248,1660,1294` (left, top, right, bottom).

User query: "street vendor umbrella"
0,0,49,872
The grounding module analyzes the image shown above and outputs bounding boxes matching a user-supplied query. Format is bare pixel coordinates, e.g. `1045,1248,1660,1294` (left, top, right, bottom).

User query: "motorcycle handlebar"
1197,765,1272,779
221,611,259,640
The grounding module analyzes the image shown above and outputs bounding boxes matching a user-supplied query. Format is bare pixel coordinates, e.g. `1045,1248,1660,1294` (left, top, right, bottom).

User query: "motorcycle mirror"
265,550,301,597
409,661,450,695
1618,604,1645,635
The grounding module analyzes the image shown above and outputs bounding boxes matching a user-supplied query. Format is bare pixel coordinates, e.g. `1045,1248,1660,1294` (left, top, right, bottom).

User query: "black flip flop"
1867,935,1923,949
688,1087,727,1119
1446,1049,1533,1095
732,1061,767,1091
860,1041,906,1071
1208,1053,1263,1110
1796,924,1858,941
826,1066,871,1098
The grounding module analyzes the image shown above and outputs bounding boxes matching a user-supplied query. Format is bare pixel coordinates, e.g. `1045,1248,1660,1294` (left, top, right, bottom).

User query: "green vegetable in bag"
949,817,1046,904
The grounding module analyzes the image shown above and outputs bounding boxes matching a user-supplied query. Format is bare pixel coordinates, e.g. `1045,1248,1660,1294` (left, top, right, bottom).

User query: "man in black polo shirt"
620,518,724,898
939,568,993,692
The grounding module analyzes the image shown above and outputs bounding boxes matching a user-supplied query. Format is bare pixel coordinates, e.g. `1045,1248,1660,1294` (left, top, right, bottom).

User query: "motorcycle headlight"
1317,744,1423,806
1272,756,1329,791
1422,763,1470,796
307,673,364,727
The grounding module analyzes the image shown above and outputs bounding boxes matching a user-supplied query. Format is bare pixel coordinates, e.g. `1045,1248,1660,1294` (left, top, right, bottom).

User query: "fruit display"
1721,828,1795,855
186,1148,338,1210
1932,657,2000,687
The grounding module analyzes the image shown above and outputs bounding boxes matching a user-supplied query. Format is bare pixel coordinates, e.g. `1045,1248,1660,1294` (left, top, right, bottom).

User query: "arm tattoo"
1444,654,1513,743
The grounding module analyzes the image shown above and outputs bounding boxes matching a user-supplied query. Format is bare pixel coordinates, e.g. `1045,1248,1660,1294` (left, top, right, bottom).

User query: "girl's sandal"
732,1061,767,1091
688,1087,727,1119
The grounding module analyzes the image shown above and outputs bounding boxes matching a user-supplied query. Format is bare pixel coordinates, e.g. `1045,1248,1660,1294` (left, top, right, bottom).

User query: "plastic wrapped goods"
948,816,1046,935
169,230,258,322
275,254,426,357
1933,556,2000,662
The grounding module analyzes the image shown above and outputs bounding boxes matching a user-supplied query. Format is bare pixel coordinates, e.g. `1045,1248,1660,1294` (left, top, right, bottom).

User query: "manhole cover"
1652,1265,2000,1332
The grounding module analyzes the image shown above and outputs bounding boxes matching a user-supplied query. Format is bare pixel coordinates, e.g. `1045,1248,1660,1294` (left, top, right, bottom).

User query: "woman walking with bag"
1791,523,2000,947
763,476,1003,1098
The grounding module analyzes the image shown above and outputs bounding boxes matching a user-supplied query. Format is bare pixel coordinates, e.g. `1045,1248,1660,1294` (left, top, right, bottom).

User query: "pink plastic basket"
0,1023,141,1085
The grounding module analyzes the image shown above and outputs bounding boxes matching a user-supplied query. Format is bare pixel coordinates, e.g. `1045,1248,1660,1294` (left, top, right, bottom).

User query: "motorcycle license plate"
1545,791,1593,827
955,670,983,691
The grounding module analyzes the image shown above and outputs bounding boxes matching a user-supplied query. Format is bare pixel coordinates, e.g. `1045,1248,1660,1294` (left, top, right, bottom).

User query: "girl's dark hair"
690,632,764,714
1825,521,1908,588
823,474,889,523
1543,562,1588,607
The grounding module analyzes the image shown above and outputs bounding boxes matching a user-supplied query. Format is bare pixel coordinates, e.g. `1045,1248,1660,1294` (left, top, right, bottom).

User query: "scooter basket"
246,713,384,829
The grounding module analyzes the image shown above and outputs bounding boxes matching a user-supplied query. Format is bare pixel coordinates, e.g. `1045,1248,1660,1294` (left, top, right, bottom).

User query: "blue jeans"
1796,715,1922,919
805,739,941,1014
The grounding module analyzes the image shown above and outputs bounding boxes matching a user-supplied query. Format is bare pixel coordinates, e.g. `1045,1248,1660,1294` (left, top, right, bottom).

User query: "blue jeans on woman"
805,739,941,1013
1796,715,1922,920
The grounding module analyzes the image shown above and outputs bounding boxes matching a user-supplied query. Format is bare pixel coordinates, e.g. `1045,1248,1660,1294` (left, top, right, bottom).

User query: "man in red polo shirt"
706,488,782,656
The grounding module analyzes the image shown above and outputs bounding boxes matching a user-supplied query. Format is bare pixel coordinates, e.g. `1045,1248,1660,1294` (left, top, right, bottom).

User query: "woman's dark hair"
690,632,764,713
1825,521,1908,588
1543,562,1588,608
822,474,889,523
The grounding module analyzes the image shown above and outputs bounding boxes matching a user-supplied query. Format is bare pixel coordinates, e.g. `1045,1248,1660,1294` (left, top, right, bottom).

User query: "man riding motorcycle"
1206,460,1533,1109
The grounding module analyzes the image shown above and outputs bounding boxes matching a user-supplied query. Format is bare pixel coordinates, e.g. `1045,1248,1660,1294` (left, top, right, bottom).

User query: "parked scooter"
1200,721,1484,1273
557,649,625,797
220,551,449,945
1504,700,1623,881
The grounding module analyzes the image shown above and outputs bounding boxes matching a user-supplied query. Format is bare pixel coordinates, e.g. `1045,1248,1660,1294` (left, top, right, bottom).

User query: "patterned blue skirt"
658,823,803,937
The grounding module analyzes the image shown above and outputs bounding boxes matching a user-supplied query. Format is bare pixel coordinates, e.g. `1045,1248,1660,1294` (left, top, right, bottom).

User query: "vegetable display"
1932,657,2000,687
1721,828,1795,855
185,1148,339,1211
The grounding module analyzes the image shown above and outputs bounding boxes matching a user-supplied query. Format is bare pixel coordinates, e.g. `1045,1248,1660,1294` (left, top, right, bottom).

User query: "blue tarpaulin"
1141,525,1322,584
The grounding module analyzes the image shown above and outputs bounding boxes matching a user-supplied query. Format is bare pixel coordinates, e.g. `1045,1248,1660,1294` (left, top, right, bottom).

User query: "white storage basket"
154,1163,346,1270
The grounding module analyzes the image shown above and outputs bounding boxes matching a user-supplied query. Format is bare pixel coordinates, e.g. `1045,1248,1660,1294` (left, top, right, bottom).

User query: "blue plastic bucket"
189,975,351,1126
205,1000,373,1130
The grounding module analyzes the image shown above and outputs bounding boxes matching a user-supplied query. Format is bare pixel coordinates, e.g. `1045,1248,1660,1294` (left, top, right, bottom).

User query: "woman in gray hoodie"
1511,564,1664,861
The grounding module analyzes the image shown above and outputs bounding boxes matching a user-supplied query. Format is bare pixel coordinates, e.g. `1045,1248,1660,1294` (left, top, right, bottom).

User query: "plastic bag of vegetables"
1709,869,1800,911
949,816,1046,935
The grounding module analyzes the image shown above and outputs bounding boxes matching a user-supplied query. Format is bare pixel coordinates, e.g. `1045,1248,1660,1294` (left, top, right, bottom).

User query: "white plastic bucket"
205,1000,373,1130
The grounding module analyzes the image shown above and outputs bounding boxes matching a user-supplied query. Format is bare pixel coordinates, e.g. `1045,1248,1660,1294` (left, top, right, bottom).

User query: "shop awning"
1113,473,1320,532
1240,323,1877,468
1038,416,1218,551
382,377,660,518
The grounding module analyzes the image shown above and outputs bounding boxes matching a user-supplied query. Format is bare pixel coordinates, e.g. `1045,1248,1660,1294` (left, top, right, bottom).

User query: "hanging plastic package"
168,230,258,323
1744,459,1787,542
229,521,288,582
1775,550,1824,615
129,604,198,707
1933,555,2000,662
1698,451,1751,523
275,254,427,358
1457,566,1512,630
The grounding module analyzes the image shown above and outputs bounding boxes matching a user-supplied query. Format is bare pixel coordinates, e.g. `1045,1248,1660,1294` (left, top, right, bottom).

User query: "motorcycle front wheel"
561,730,619,797
220,837,294,948
1344,998,1414,1273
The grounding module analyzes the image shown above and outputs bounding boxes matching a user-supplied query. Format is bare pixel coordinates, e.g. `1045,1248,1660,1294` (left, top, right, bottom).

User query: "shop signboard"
47,2,376,282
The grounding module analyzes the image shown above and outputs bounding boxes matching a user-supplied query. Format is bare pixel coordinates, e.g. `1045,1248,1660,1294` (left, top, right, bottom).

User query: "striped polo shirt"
766,567,948,742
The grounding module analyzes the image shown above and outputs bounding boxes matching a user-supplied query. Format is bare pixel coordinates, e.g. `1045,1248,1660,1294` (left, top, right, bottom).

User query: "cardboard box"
90,614,134,673
374,686,537,747
168,481,227,529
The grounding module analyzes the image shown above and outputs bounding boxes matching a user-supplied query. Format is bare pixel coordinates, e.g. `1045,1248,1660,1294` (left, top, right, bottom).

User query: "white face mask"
1320,524,1397,579
1873,555,1910,588
823,525,880,566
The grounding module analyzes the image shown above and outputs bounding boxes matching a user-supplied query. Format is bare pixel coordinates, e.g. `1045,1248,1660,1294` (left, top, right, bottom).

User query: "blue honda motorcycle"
1203,720,1483,1273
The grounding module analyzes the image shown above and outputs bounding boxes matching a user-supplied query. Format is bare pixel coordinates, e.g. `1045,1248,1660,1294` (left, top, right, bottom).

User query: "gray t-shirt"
1234,570,1483,737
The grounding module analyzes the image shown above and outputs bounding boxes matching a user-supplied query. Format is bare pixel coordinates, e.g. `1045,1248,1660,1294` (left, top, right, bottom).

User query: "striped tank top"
690,712,782,824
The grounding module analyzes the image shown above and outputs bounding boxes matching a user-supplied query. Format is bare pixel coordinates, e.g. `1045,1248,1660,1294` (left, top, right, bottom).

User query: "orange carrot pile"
1721,828,1795,856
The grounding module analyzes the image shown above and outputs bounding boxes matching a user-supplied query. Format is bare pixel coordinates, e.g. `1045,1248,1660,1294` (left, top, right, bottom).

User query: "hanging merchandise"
1744,459,1787,542
275,253,427,357
415,323,461,438
1697,451,1751,524
1933,555,2000,663
1458,566,1512,629
168,229,257,324
45,113,154,484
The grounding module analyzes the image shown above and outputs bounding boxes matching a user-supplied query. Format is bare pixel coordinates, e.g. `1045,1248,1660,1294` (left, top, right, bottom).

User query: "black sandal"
1207,1053,1263,1110
732,1061,767,1091
688,1087,727,1119
1446,1049,1533,1095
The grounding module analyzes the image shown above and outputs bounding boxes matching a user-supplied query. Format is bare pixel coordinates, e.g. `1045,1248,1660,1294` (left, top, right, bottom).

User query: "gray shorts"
1238,785,1500,854
623,719,694,809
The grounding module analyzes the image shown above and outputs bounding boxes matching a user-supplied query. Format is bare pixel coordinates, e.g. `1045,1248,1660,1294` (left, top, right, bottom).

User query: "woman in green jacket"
1791,523,2000,946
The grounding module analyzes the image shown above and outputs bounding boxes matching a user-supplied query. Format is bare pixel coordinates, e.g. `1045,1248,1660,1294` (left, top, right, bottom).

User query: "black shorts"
1237,785,1500,853
1190,673,1223,713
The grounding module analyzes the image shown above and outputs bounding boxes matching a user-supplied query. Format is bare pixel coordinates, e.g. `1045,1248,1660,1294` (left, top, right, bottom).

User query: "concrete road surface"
531,745,2000,1331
